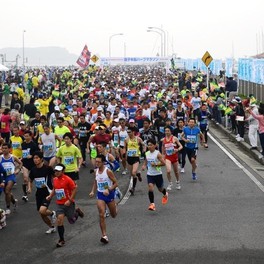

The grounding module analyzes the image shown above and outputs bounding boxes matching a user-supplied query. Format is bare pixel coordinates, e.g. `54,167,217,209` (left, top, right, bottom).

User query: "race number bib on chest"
187,135,196,143
97,181,109,192
127,149,137,157
22,149,30,159
64,156,74,165
55,189,66,200
43,143,53,151
35,177,46,188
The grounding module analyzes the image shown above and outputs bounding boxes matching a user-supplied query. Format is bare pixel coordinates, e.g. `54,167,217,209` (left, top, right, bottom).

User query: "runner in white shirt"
141,139,168,211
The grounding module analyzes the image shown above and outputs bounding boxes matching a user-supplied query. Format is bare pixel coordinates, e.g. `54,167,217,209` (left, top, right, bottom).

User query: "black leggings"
237,121,245,138
178,147,186,168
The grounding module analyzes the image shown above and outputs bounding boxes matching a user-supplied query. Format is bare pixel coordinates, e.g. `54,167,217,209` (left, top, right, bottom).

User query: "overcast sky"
1,0,264,60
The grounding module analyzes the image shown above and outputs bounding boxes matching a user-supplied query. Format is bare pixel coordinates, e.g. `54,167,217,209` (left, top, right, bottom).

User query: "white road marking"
119,177,133,205
208,132,264,193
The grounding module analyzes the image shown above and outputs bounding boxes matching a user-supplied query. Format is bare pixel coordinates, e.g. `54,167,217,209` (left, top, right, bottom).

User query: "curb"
209,121,264,166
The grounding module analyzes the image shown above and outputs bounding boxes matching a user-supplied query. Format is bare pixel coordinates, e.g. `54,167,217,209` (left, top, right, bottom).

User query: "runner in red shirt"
162,126,183,191
46,164,84,247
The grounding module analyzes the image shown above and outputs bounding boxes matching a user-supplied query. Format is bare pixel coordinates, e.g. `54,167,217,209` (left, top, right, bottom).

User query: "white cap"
54,165,64,171
129,119,135,123
20,121,25,125
114,118,119,122
54,106,60,111
97,107,103,111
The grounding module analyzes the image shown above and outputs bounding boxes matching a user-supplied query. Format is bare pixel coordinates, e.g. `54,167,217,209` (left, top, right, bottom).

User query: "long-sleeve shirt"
251,111,264,134
247,106,259,126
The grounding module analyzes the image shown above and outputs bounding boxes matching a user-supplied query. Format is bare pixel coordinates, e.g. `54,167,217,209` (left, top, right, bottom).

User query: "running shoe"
136,172,142,182
121,169,127,175
100,235,109,244
162,193,168,205
67,217,76,224
192,173,197,181
22,195,28,202
5,209,11,215
148,203,156,211
56,240,65,248
180,168,185,173
45,227,56,234
116,168,120,172
13,199,18,211
175,181,181,190
166,182,173,191
76,207,84,218
51,211,57,224
129,188,135,195
104,209,110,218
115,187,123,200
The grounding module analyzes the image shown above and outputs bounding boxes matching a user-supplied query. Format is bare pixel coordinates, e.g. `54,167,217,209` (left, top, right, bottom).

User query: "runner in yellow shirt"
56,132,83,181
54,117,70,147
10,127,24,158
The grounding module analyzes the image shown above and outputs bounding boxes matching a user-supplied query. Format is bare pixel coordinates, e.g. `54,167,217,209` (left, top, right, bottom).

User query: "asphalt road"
1,129,264,264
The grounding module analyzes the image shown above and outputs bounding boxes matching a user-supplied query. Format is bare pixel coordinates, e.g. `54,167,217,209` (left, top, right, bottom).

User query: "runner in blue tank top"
181,118,205,181
0,143,23,215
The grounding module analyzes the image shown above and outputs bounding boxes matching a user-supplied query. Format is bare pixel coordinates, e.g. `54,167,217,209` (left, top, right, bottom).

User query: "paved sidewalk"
209,121,264,165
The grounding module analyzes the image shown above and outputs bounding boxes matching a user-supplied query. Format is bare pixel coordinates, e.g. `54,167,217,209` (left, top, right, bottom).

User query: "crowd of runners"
0,64,263,245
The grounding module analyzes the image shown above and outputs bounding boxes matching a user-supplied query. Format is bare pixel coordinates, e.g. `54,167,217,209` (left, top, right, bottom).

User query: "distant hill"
0,47,79,66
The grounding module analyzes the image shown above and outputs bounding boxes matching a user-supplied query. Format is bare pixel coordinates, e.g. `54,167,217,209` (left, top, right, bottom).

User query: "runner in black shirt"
21,130,39,202
173,118,186,173
78,114,91,167
28,151,57,234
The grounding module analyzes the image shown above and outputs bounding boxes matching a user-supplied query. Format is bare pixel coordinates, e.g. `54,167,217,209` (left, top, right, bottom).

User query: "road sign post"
91,55,99,63
202,51,213,90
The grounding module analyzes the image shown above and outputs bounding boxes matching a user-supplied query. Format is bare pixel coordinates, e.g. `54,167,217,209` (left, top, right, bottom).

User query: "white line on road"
208,132,264,193
119,178,133,205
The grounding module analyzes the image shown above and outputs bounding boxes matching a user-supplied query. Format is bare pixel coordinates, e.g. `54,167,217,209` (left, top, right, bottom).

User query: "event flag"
76,45,91,68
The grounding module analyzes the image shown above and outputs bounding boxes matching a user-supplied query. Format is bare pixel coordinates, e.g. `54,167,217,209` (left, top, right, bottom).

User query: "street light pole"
148,26,166,57
147,29,163,57
22,30,26,68
109,33,123,65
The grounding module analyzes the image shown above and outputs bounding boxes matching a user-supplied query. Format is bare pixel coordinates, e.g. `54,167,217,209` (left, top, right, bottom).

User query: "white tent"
0,64,9,72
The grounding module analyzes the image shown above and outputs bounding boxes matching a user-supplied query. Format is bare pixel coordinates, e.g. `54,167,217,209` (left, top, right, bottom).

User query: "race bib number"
64,156,74,165
166,147,174,156
22,149,30,159
2,163,14,176
12,142,20,149
1,122,6,129
147,159,155,168
177,133,182,140
127,149,137,157
35,177,46,188
187,135,196,144
43,143,53,151
159,127,165,134
113,134,119,143
55,188,66,200
97,181,109,192
79,131,86,137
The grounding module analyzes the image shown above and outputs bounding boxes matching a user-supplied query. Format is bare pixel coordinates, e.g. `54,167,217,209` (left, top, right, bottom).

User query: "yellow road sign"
91,55,99,63
202,51,213,67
